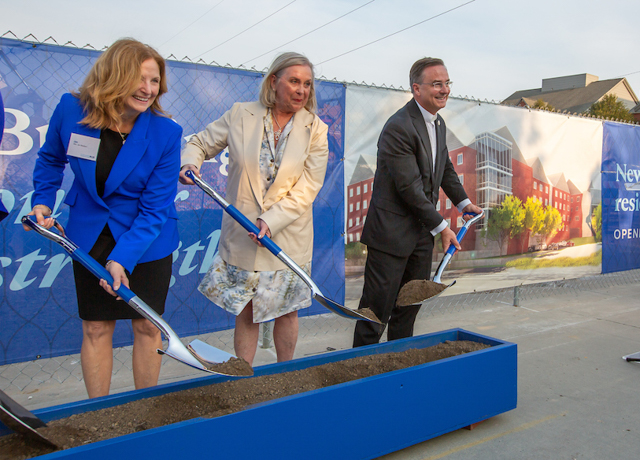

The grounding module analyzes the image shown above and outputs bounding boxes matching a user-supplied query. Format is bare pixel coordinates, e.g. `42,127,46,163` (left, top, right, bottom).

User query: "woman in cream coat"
180,52,328,365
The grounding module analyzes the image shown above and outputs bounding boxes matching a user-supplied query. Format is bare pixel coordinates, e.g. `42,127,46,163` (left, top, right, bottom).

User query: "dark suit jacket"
31,93,182,273
361,98,468,257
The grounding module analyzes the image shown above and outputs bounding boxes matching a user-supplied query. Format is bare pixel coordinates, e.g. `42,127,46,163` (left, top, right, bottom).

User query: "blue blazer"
31,93,182,273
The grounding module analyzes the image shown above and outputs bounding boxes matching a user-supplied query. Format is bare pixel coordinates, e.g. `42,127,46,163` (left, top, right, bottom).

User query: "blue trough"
1,328,517,459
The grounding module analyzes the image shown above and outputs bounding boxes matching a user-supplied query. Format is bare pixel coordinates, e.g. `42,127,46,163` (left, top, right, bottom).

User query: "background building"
502,73,638,113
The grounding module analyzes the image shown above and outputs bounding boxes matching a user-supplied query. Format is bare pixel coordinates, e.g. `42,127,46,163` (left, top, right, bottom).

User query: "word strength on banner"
0,37,346,364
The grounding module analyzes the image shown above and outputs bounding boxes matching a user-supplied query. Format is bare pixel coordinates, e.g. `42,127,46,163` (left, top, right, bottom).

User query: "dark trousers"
353,233,434,347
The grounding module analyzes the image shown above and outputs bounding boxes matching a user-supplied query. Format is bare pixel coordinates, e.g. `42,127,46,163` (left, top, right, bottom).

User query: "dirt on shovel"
396,280,447,306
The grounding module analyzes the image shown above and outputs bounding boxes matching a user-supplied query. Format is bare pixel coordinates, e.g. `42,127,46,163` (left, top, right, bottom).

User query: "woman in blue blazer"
25,38,182,398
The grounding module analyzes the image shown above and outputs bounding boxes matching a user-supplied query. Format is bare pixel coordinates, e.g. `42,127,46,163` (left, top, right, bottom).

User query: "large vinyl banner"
0,39,345,364
601,122,640,273
344,86,604,294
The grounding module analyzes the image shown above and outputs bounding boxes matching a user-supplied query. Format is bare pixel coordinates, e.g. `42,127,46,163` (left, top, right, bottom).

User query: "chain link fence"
2,36,637,411
3,268,640,407
0,37,345,367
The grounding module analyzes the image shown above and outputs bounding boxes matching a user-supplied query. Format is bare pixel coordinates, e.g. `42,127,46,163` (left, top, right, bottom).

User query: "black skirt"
73,225,172,321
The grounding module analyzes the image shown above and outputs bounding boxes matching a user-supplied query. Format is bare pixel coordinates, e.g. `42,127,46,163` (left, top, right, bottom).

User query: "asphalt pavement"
4,268,640,459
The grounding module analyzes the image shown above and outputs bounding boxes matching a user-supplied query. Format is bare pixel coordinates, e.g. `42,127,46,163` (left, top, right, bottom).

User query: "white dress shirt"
416,101,471,235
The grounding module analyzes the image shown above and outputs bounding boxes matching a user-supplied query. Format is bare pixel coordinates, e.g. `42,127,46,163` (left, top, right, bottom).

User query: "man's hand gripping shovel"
396,211,484,306
22,216,253,378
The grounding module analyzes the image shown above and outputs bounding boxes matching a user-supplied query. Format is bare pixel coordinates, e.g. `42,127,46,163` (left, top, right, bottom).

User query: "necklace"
115,125,127,145
273,114,283,142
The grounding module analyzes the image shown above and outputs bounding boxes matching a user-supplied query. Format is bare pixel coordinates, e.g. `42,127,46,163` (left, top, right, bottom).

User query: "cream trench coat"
182,101,329,272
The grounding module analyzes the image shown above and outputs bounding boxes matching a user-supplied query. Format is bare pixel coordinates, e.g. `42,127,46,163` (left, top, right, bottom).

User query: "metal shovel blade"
187,171,381,325
313,292,380,323
397,211,483,306
0,390,58,449
622,351,640,362
22,216,253,378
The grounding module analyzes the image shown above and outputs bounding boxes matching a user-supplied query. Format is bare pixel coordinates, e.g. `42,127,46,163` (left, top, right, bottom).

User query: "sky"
2,0,639,103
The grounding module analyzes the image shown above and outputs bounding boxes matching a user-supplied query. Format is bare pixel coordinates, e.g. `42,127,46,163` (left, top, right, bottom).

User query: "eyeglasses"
418,80,453,90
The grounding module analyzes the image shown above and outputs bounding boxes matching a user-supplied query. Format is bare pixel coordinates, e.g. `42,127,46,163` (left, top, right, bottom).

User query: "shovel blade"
188,339,235,363
623,351,640,362
397,280,456,306
160,340,253,377
188,340,254,377
314,294,382,324
0,390,58,448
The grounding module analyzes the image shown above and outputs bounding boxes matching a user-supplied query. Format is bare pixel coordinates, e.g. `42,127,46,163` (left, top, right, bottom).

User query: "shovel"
396,211,484,306
186,170,381,325
0,389,58,448
22,216,253,377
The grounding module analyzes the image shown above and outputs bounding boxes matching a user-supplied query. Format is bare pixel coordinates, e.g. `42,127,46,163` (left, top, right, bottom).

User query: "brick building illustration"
346,126,590,255
346,156,374,243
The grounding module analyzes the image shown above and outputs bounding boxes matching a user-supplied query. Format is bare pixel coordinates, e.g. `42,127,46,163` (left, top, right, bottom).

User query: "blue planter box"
2,328,517,459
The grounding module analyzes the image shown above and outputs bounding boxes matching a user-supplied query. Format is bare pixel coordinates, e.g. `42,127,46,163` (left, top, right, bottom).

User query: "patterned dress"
198,109,312,323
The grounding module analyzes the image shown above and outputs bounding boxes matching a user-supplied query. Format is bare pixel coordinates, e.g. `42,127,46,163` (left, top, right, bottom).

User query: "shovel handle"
71,249,136,303
22,215,135,303
185,170,283,257
444,211,484,257
223,202,283,256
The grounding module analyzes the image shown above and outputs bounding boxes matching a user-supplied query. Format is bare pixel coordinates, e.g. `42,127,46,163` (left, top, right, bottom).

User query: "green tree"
482,206,511,255
541,205,563,244
482,195,524,255
591,203,602,242
522,197,545,251
502,195,525,238
586,94,634,122
532,98,555,111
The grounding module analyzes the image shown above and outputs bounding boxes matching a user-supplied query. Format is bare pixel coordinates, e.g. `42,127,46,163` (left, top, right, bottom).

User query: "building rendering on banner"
346,156,374,243
346,126,592,256
502,73,639,113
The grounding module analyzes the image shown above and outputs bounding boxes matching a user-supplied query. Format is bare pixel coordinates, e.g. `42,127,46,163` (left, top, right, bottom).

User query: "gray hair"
409,57,445,94
259,52,317,113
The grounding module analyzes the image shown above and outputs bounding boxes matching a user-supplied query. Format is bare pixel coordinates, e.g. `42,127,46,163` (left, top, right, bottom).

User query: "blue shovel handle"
22,215,135,302
70,249,136,303
222,202,283,256
185,169,283,257
444,211,484,257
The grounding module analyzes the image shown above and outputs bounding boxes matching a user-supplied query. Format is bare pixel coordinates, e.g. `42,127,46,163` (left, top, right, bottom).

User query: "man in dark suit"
353,57,482,347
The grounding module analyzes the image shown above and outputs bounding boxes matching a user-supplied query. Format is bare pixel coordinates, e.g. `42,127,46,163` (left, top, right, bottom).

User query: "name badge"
67,133,100,161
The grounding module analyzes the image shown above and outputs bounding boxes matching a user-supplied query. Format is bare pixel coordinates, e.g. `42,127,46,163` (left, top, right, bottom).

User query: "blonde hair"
259,52,317,113
75,38,168,129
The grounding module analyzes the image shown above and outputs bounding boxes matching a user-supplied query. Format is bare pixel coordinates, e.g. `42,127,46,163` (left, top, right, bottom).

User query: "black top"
96,129,127,197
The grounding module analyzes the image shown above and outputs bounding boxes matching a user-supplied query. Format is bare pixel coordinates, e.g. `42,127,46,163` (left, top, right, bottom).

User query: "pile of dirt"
0,340,489,460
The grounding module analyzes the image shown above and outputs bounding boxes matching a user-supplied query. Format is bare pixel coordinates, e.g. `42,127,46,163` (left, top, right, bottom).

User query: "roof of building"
349,155,375,185
503,72,639,115
503,78,629,114
631,102,640,114
527,158,550,184
446,129,465,151
567,179,582,195
548,173,570,193
492,126,527,163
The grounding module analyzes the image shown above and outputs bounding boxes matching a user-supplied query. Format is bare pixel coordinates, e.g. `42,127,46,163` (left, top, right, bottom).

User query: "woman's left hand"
249,218,271,247
99,260,130,300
